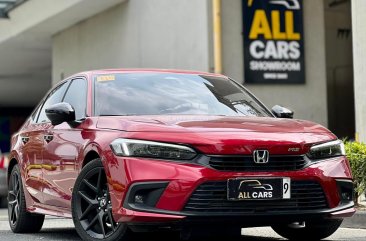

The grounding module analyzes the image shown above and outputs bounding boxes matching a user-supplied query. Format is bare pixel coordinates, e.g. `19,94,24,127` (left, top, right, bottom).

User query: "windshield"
94,73,272,117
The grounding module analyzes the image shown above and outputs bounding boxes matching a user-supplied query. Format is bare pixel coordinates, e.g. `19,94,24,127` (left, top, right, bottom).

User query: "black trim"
336,179,354,203
207,154,310,172
34,75,88,125
61,77,88,121
123,191,354,217
34,80,71,123
123,182,169,210
126,203,354,232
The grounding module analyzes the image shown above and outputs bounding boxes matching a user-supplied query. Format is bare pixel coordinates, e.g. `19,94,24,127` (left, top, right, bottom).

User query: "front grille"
183,181,328,214
208,155,308,172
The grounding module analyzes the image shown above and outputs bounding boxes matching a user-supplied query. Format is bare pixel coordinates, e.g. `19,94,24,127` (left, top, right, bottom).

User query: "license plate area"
227,178,291,201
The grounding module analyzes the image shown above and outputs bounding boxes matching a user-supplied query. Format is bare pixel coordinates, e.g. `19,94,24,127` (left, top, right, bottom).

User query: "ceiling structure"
0,0,26,18
0,0,124,107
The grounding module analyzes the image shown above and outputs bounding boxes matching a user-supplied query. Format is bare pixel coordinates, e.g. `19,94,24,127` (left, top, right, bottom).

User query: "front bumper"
105,155,355,227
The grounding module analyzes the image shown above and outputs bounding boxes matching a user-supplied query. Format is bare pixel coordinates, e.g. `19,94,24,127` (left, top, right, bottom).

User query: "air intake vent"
184,181,328,214
208,155,308,172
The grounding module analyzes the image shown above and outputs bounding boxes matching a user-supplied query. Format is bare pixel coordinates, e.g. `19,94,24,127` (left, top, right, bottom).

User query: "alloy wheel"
75,167,120,239
8,171,21,226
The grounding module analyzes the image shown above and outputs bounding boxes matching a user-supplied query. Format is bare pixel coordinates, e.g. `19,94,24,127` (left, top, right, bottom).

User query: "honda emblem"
253,150,269,164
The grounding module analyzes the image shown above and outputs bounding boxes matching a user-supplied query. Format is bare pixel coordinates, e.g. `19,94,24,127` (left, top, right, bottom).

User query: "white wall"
220,0,328,126
52,0,211,84
53,0,332,128
352,0,366,142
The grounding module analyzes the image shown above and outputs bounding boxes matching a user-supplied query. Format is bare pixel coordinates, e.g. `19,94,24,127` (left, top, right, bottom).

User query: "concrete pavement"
1,209,366,240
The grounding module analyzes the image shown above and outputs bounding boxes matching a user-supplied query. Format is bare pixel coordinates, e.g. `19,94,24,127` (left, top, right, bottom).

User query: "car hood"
96,116,336,155
97,115,331,134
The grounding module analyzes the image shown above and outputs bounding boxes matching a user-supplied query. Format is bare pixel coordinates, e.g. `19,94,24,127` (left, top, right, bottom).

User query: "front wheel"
72,159,130,241
272,219,343,240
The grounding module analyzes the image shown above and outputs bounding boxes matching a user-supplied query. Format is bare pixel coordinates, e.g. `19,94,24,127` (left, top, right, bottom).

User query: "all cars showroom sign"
243,0,305,84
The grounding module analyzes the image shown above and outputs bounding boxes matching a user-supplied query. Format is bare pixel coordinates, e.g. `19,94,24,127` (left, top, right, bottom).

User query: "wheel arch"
7,158,18,184
82,150,100,168
81,145,112,181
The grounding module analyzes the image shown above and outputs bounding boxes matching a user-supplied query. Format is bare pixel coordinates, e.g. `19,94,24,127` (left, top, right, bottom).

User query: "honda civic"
7,69,354,240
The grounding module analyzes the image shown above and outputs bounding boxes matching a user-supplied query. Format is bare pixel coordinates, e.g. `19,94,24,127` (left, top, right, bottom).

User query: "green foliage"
344,141,366,198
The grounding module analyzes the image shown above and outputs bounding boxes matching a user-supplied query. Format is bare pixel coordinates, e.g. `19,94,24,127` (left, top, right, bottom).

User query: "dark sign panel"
243,0,305,84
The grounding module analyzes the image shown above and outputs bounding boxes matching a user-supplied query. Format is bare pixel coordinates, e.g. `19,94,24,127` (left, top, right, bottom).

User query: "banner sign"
243,0,305,84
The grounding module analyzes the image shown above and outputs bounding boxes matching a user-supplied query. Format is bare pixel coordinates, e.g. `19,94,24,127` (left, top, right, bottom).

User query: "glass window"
37,82,69,123
94,73,272,117
63,78,87,120
31,103,43,122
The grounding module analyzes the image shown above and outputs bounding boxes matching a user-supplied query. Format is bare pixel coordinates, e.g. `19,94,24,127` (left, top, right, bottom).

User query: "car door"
21,81,70,204
42,78,88,208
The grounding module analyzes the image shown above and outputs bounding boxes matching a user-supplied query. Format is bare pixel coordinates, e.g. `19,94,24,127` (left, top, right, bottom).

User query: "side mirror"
271,105,294,119
46,102,76,126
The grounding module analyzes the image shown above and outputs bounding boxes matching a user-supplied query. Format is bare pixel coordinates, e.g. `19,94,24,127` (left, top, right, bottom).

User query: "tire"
72,158,131,241
272,219,343,240
8,164,45,233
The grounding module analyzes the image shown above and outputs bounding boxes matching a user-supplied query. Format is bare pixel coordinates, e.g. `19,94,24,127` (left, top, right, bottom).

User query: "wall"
52,0,211,84
220,0,328,126
351,0,366,142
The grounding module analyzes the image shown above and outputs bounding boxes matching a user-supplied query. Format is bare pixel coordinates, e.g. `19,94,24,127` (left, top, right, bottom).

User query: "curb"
342,211,366,229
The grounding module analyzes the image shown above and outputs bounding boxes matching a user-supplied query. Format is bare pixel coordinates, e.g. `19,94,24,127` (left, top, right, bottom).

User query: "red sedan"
8,69,354,241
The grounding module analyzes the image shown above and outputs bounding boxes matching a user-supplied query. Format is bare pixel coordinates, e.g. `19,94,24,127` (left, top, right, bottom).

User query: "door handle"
44,134,54,143
21,136,29,145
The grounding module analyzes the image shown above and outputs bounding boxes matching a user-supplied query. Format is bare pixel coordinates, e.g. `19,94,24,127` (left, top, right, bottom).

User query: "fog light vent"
123,182,169,210
336,179,354,203
134,194,145,204
341,192,352,201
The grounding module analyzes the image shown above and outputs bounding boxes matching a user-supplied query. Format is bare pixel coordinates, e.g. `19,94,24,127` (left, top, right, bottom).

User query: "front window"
94,73,272,117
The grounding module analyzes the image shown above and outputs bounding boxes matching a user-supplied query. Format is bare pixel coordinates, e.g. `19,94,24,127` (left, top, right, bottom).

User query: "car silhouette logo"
253,150,269,164
269,0,300,10
239,180,273,191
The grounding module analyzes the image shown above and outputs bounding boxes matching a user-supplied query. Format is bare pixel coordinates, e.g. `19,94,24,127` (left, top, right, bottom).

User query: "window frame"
33,76,89,124
34,79,71,124
61,77,89,121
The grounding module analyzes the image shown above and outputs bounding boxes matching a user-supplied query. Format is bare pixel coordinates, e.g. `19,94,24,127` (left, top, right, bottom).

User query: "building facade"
0,0,364,152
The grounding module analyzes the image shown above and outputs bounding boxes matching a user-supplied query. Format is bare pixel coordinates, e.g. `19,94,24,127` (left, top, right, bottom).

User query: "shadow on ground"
0,227,282,241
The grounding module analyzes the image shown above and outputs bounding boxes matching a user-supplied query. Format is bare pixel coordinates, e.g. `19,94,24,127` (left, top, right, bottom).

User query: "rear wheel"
8,164,45,233
272,219,342,240
72,159,130,241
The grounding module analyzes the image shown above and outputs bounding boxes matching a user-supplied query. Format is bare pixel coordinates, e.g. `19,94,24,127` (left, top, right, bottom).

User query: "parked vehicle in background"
8,69,354,241
0,149,9,207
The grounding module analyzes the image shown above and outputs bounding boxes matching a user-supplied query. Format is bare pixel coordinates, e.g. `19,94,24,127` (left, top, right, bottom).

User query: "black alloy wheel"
8,164,45,233
8,170,21,226
72,159,129,241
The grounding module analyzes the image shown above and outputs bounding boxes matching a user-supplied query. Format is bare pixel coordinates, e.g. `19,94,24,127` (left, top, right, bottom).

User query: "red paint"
0,156,4,169
9,69,354,224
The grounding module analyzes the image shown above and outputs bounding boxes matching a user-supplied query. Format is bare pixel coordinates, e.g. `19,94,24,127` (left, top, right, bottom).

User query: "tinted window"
37,82,69,123
31,103,43,122
94,73,271,117
63,78,87,120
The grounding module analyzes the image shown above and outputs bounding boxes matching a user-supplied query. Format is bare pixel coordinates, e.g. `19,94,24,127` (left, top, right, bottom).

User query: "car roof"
70,68,228,79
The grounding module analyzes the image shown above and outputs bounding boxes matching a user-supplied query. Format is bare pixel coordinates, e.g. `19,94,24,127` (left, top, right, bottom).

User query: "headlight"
307,140,345,160
110,138,197,160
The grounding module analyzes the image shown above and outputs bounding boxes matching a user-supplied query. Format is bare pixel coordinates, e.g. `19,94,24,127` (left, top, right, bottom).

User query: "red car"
8,69,354,241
